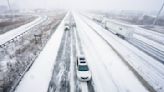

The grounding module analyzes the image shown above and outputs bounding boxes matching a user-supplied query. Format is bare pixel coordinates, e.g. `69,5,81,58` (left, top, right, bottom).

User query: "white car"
76,56,91,81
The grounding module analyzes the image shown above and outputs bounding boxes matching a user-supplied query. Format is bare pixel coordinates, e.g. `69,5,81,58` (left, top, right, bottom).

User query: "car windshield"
78,65,89,71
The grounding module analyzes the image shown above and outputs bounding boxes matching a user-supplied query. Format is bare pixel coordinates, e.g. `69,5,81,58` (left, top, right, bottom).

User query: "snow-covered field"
0,15,36,35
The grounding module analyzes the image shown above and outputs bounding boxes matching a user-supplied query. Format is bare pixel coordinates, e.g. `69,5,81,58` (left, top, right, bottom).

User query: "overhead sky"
0,0,164,12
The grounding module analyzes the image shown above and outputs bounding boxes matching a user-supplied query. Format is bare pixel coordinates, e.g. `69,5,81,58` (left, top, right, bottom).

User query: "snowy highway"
78,13,164,92
74,13,150,92
12,12,164,92
48,14,95,92
84,13,164,64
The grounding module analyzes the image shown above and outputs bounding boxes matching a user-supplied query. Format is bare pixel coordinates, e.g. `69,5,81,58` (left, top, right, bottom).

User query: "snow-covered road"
73,12,149,92
74,25,95,92
129,36,164,63
47,14,94,92
0,15,47,46
48,23,71,92
78,12,164,92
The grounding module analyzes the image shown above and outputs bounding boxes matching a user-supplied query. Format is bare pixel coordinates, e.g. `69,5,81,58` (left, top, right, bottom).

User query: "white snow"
0,15,47,45
70,27,75,92
81,82,88,92
73,12,148,92
133,34,164,52
78,13,164,92
14,13,69,92
132,25,164,42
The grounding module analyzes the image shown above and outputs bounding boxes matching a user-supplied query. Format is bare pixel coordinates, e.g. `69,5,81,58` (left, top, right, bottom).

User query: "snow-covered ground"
0,15,47,45
78,12,164,92
14,13,69,92
73,12,149,92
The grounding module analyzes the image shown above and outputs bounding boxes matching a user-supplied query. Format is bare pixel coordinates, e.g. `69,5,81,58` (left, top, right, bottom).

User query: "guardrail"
0,21,46,49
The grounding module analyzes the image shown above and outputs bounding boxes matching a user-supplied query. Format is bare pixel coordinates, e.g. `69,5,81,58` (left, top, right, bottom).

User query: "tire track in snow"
128,38,164,64
74,24,96,92
48,28,71,92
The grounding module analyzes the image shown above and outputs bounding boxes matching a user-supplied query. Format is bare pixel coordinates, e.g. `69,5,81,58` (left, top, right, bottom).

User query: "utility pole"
152,1,164,25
